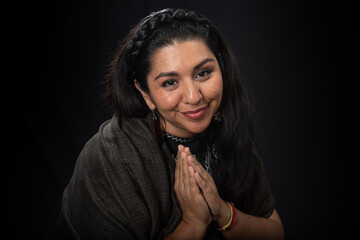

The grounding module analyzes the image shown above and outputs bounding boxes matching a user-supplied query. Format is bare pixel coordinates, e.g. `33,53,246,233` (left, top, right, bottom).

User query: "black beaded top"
163,131,218,178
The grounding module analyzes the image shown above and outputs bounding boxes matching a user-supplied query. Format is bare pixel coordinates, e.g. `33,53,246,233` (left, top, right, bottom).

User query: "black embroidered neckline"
164,132,196,143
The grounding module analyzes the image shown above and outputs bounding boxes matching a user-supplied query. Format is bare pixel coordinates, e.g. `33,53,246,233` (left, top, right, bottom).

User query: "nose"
182,79,202,105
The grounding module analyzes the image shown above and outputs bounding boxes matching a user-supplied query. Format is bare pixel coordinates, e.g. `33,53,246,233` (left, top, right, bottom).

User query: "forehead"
149,39,215,74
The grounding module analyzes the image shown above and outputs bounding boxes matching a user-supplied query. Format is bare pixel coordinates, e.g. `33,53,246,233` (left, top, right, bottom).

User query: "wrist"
215,201,237,232
180,218,208,239
213,200,231,227
165,218,208,240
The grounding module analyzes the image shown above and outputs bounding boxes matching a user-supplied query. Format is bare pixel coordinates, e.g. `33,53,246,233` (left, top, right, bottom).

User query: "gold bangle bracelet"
217,201,233,231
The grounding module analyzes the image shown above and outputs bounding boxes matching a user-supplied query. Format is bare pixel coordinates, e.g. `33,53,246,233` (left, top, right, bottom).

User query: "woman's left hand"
182,147,231,228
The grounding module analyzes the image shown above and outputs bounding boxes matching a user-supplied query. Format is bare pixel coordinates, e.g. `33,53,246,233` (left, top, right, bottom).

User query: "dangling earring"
214,111,222,122
152,110,163,141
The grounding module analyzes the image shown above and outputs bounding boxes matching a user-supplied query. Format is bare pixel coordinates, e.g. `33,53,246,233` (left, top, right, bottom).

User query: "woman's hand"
171,146,285,240
182,147,231,228
174,145,212,229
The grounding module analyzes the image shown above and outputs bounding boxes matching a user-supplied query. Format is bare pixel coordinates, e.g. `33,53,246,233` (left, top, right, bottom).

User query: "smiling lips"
181,106,208,120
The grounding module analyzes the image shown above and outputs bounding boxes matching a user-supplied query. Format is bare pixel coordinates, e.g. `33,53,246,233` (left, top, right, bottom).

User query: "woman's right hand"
174,145,212,233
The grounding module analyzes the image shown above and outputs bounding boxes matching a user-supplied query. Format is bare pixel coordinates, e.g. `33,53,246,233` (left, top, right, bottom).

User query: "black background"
15,0,353,239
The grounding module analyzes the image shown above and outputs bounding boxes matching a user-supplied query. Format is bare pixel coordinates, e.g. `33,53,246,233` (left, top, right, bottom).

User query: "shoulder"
250,153,276,218
71,114,156,180
97,113,152,144
71,113,172,183
62,114,176,238
81,114,153,160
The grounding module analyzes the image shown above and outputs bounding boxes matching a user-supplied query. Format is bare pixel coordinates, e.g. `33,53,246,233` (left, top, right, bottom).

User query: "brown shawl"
61,114,275,239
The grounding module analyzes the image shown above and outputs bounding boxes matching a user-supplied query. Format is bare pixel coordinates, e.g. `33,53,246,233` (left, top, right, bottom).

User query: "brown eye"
195,69,212,79
161,79,178,88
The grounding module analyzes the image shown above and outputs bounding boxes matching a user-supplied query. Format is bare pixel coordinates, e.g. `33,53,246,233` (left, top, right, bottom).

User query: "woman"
57,8,284,239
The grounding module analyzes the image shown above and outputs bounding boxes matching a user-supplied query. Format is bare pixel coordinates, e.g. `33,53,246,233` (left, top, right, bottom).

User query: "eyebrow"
154,58,215,81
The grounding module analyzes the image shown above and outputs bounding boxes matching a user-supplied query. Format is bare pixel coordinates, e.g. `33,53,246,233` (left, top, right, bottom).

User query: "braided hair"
106,8,222,117
106,8,263,213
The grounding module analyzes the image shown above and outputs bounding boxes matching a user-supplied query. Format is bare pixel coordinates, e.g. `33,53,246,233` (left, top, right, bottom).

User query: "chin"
186,120,211,135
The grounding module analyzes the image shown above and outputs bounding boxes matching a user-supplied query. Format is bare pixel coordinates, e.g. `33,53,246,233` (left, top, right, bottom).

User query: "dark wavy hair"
106,8,263,213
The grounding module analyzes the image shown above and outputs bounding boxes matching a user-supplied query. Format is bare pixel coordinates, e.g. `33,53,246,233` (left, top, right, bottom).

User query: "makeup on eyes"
154,58,215,81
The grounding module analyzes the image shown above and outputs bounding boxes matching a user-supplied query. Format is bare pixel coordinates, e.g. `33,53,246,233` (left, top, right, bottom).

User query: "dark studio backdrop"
16,0,352,239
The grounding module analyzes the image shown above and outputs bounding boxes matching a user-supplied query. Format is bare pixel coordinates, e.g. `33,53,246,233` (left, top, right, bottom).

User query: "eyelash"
195,69,212,79
160,69,213,88
161,79,178,88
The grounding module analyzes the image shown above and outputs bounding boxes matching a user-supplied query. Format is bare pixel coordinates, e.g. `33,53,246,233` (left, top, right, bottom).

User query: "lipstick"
181,106,207,120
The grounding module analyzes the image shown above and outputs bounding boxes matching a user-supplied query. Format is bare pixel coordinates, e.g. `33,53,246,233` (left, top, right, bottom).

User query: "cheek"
152,91,181,111
203,77,223,100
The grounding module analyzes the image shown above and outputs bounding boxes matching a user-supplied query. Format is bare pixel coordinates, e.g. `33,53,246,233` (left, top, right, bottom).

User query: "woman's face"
136,39,223,138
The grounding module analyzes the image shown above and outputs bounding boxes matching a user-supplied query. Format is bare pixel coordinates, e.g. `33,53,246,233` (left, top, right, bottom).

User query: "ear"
134,80,156,111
